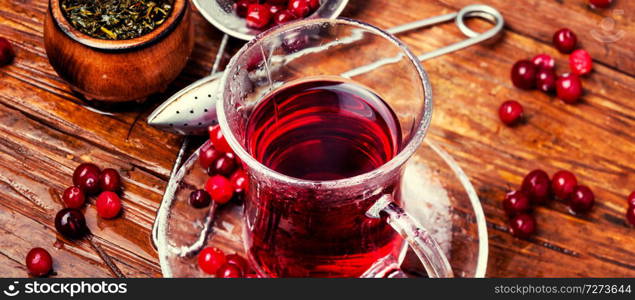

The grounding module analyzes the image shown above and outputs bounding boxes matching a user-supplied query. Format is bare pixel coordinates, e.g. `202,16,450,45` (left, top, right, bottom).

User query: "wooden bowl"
44,0,194,102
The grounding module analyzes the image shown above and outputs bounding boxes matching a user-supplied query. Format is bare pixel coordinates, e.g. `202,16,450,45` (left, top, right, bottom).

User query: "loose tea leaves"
60,0,174,40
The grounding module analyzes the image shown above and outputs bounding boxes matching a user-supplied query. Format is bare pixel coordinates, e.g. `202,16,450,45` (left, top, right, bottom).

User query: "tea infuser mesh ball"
147,73,223,135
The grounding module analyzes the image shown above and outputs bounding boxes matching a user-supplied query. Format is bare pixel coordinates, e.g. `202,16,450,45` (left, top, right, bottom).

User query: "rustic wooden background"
0,0,633,277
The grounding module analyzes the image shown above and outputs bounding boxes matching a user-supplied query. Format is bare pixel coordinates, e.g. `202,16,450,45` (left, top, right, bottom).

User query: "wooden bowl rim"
49,0,188,51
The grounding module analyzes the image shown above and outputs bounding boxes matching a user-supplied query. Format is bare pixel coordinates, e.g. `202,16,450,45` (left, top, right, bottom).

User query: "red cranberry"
536,69,557,93
269,4,284,15
73,163,101,195
96,191,122,219
198,247,226,275
521,169,551,204
274,10,297,25
227,152,241,166
510,60,537,90
225,254,249,271
217,263,243,278
627,206,635,226
0,37,15,66
26,248,53,277
246,51,264,71
234,0,253,18
288,0,311,17
245,273,261,278
509,213,536,239
209,125,233,153
556,73,583,104
627,191,635,207
55,208,88,239
503,190,531,216
99,168,121,192
498,100,524,126
206,175,235,204
282,32,310,53
62,186,85,209
189,189,211,208
551,170,578,199
199,143,223,171
589,0,612,8
246,4,272,29
307,0,320,10
210,154,237,177
230,170,249,193
553,28,577,54
569,185,595,214
569,49,593,76
531,53,555,70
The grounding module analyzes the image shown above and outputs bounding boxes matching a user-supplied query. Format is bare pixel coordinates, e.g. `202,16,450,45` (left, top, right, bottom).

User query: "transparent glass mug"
217,18,452,278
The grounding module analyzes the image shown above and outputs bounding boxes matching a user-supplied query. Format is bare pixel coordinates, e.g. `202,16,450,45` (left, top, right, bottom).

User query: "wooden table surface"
0,0,633,277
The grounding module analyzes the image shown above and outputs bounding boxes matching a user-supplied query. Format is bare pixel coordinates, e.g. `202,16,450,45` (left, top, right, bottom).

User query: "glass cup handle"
366,194,454,278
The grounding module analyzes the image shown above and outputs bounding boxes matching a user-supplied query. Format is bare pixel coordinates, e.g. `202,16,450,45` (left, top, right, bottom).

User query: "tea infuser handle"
366,194,454,278
211,34,230,75
387,4,504,62
342,4,504,78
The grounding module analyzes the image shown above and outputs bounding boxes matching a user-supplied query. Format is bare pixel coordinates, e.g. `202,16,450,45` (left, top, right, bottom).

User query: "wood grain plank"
0,102,162,277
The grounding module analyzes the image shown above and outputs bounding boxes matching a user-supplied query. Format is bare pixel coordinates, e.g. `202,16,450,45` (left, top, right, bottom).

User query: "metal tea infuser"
149,4,504,255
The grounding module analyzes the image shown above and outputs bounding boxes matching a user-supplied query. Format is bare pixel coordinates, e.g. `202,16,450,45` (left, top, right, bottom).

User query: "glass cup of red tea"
217,18,452,278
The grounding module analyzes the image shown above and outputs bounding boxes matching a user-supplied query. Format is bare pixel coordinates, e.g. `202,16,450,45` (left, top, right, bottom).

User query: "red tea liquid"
244,79,404,277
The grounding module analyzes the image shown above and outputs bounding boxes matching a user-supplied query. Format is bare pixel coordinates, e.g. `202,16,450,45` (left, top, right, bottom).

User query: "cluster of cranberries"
193,126,253,277
234,0,320,30
198,247,258,278
0,37,14,66
63,163,124,220
500,28,593,126
26,163,125,277
192,125,248,209
504,169,596,239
